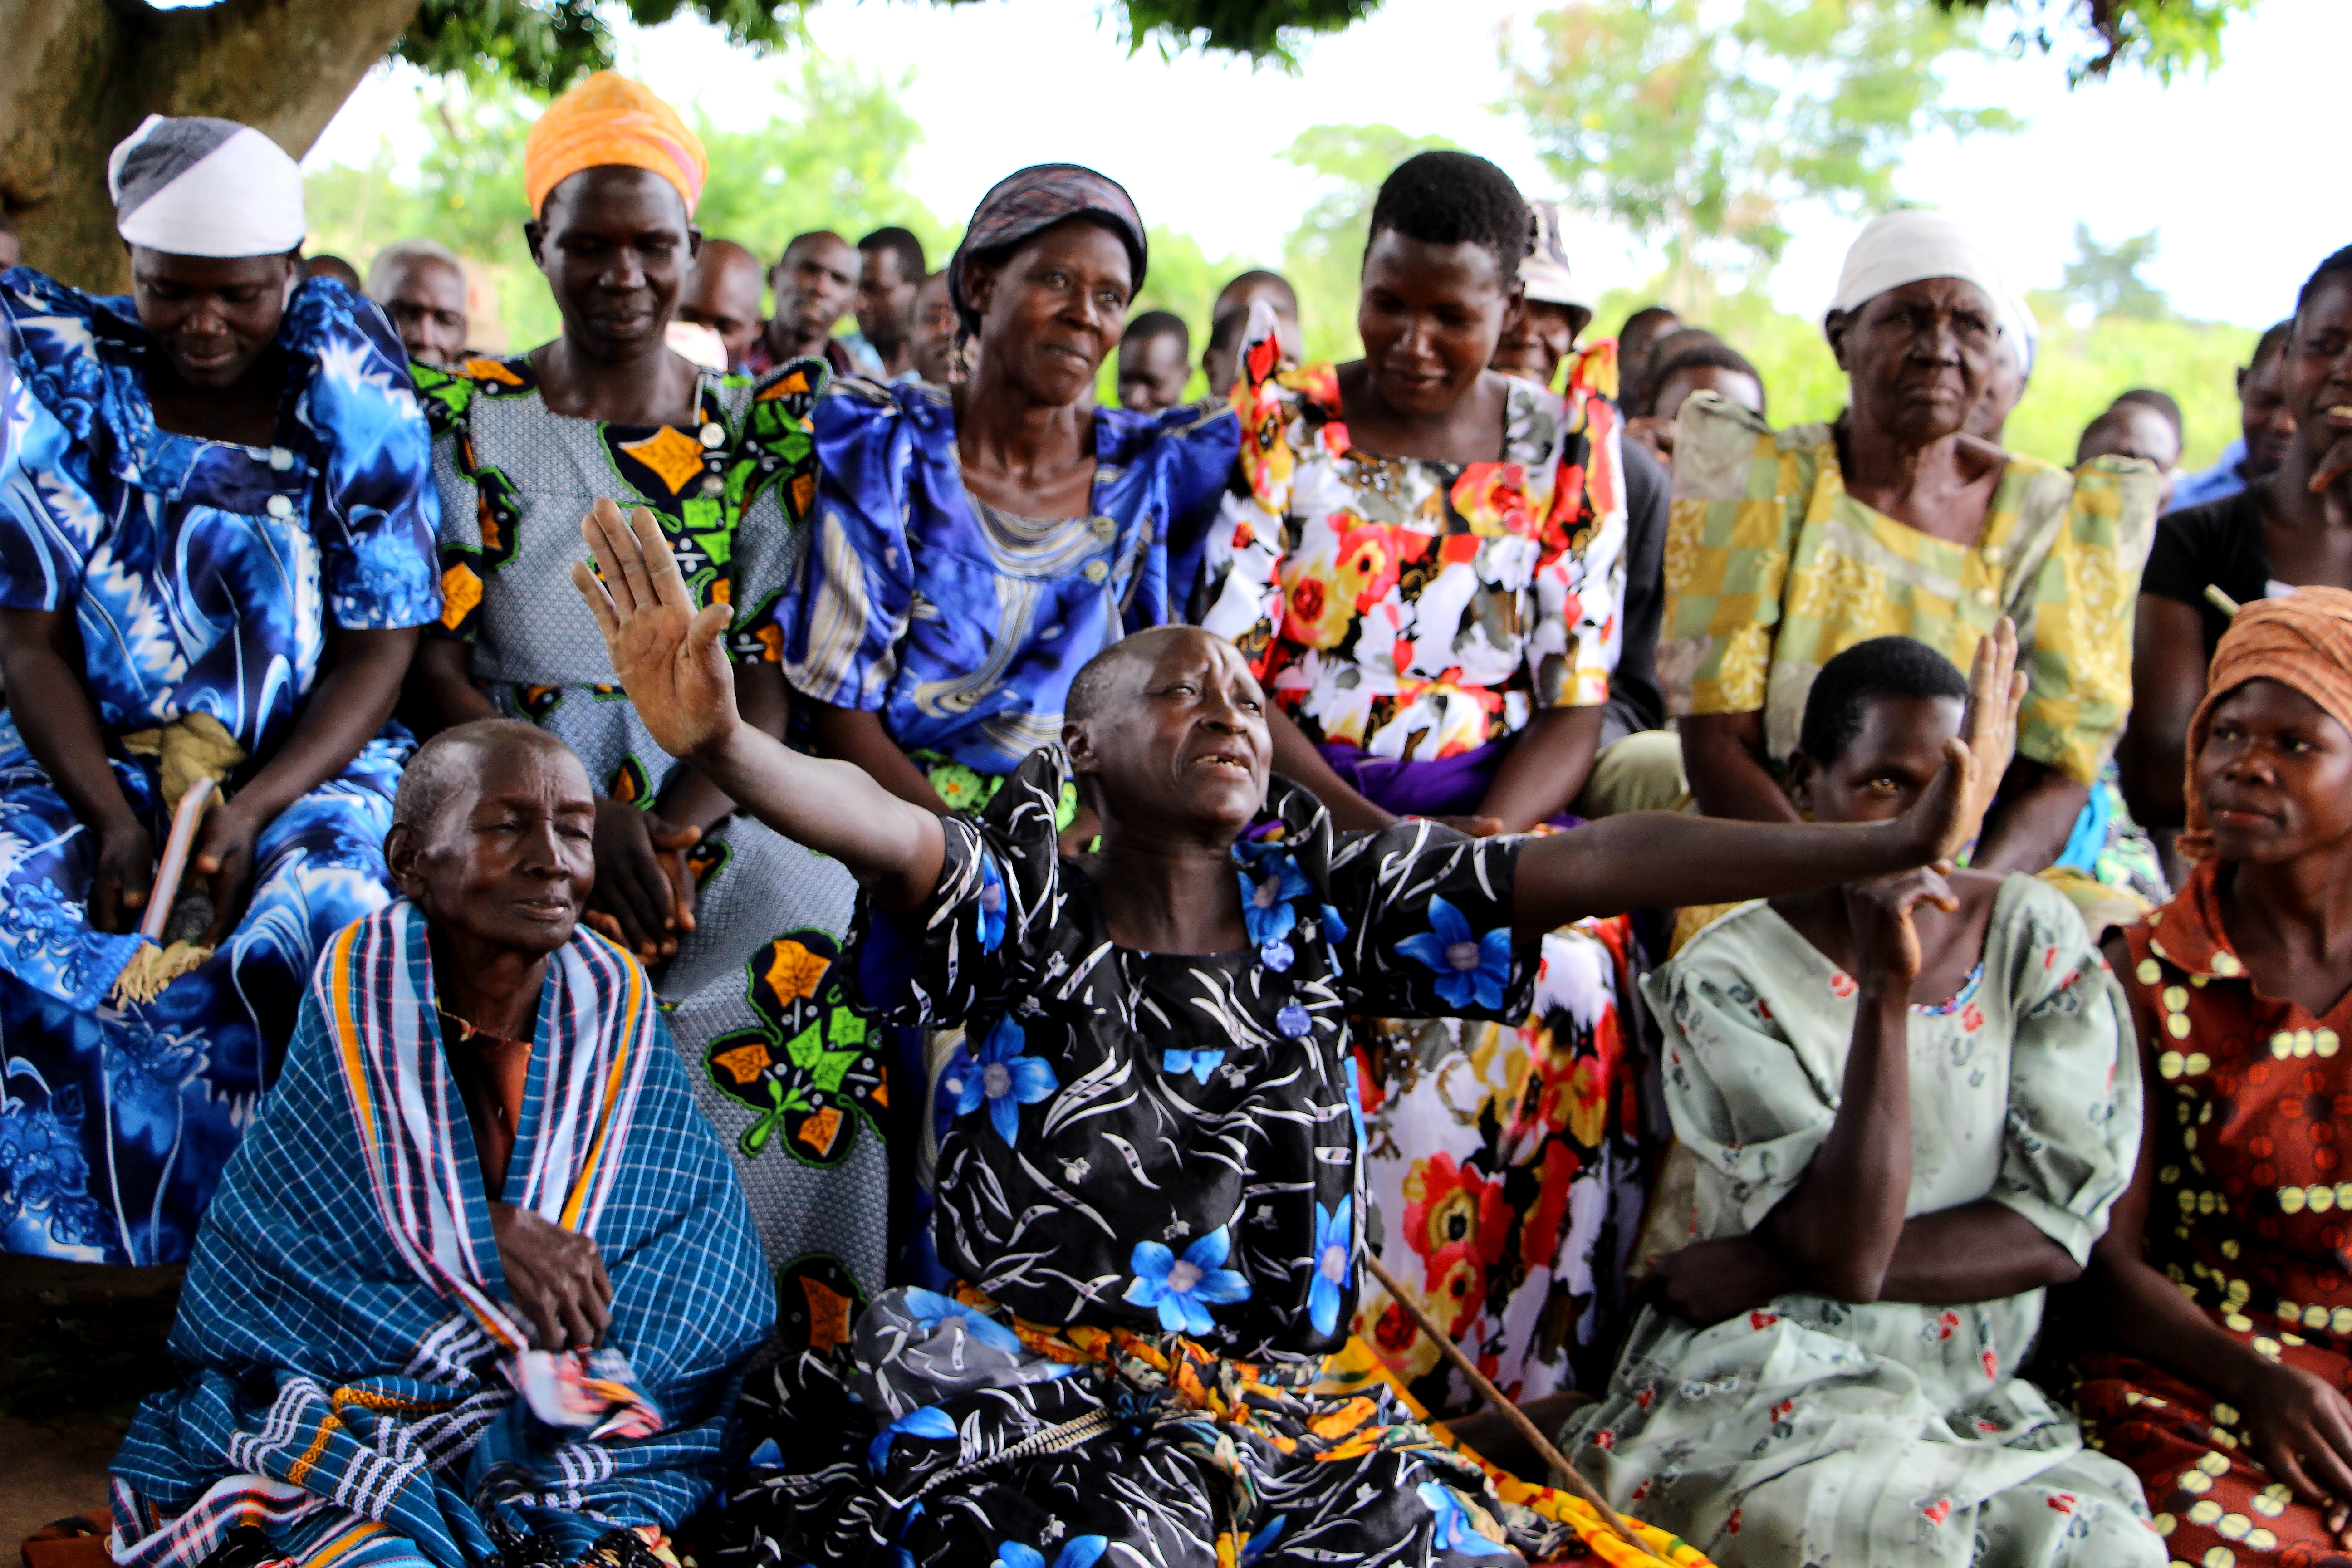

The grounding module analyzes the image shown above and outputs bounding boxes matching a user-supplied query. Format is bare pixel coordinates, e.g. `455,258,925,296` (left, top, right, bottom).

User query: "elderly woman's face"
2196,678,2352,864
1358,229,1515,419
967,218,1133,407
393,741,597,959
1828,277,2002,445
1067,628,1271,840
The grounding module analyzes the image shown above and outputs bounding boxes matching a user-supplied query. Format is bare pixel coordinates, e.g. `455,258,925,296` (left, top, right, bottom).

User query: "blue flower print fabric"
0,270,437,1263
848,742,1531,1359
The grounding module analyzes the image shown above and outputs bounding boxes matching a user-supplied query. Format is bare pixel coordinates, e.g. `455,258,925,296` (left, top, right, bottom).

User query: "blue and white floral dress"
0,270,440,1264
713,747,1709,1567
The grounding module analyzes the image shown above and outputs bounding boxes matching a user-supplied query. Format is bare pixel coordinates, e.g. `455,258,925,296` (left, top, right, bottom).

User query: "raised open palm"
571,499,740,760
1955,617,2028,856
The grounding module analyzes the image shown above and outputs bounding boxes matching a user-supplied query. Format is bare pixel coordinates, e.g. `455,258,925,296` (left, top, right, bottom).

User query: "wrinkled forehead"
384,253,466,302
1855,274,1998,323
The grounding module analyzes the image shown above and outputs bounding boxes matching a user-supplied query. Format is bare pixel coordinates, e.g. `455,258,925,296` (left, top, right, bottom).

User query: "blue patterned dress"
0,270,440,1264
781,377,1236,809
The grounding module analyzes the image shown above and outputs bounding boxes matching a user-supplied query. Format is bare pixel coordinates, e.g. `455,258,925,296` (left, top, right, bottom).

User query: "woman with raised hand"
1192,150,1640,1416
1663,210,2161,888
1563,633,2160,1568
409,72,839,1002
573,495,1992,1567
2077,587,2352,1568
0,116,439,1265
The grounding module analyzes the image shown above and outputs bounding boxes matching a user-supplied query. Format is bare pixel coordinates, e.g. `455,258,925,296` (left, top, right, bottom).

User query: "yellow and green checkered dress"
1658,393,2160,784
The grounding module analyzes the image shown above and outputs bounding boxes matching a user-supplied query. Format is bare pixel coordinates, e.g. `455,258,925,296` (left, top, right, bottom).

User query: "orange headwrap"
2178,585,2352,861
524,71,706,220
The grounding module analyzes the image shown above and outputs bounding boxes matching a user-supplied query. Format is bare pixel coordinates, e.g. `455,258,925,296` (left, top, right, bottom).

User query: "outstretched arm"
1516,619,2024,936
1512,757,1965,936
571,500,944,913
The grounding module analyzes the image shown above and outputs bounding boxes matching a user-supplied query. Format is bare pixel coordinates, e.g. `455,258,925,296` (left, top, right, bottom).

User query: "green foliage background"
309,56,2264,472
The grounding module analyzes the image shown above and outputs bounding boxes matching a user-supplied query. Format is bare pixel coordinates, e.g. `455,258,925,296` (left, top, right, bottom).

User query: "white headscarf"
1828,210,2033,376
108,116,305,259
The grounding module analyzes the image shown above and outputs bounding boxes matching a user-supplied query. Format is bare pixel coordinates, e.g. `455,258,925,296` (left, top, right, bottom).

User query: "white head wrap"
1520,201,1583,310
108,116,305,259
1828,210,2033,376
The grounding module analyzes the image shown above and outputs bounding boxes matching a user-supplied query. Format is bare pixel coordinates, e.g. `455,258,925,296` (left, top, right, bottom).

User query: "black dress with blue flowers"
708,746,1661,1566
879,744,1531,1359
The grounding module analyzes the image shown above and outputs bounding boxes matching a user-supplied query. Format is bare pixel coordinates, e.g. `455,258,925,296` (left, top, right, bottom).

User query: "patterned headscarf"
2180,586,2352,861
946,164,1147,336
524,72,707,219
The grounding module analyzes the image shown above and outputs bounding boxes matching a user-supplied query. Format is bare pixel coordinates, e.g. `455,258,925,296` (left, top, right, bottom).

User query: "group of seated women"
6,60,2352,1568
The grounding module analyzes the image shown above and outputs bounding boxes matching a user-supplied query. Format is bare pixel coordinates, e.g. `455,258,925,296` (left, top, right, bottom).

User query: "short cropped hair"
2296,246,2352,320
2111,387,2182,436
1643,341,1764,418
1366,151,1529,281
2252,318,2293,367
1217,269,1298,316
1796,637,1968,769
1123,309,1189,351
365,236,462,300
392,719,573,834
858,225,927,281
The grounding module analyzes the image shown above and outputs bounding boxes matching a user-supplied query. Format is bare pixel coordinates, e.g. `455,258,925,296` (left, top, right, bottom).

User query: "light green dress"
1565,874,2162,1568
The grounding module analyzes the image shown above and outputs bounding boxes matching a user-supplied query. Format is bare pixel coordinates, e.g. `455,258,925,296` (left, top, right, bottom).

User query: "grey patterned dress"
414,353,870,1305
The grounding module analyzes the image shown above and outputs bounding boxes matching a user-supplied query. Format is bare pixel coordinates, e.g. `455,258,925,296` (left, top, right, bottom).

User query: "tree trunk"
0,0,422,291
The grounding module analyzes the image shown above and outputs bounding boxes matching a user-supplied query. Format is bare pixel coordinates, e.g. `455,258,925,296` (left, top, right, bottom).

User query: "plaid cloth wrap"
110,902,774,1568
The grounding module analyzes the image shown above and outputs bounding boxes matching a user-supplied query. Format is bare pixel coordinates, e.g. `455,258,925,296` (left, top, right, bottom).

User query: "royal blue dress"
0,270,440,1264
780,377,1236,805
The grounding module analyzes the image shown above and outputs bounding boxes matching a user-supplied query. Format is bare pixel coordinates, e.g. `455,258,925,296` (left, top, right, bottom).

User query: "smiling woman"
1193,150,1641,1418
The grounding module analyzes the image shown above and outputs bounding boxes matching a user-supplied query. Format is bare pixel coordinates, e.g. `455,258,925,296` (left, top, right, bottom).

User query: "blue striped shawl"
111,902,774,1568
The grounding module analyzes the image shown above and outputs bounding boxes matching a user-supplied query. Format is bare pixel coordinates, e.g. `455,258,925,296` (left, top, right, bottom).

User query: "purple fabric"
1314,742,1584,831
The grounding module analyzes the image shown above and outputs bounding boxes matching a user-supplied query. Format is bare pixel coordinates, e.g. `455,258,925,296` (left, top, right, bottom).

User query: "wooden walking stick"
1362,1252,1646,1553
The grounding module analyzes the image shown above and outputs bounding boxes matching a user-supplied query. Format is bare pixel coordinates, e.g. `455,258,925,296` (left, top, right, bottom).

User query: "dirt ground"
0,1257,182,1550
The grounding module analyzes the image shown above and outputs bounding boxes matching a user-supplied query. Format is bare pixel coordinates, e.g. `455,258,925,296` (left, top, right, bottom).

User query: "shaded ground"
0,1258,182,1549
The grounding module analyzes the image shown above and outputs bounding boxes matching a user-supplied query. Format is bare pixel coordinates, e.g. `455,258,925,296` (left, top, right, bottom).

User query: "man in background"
747,229,862,377
856,225,926,382
305,254,363,291
0,209,19,270
1489,200,1590,387
1613,304,1680,418
1117,310,1191,411
2170,319,2295,510
366,237,470,368
677,237,767,373
907,269,962,386
2078,392,2185,512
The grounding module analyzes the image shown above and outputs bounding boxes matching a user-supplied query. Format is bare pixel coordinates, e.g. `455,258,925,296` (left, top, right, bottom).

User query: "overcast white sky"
307,0,2347,329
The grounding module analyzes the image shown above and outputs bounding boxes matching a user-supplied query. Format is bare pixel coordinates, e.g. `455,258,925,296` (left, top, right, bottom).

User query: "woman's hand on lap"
488,1200,612,1350
194,798,264,946
572,498,742,761
2243,1358,2352,1544
90,819,156,935
1646,1235,1792,1327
